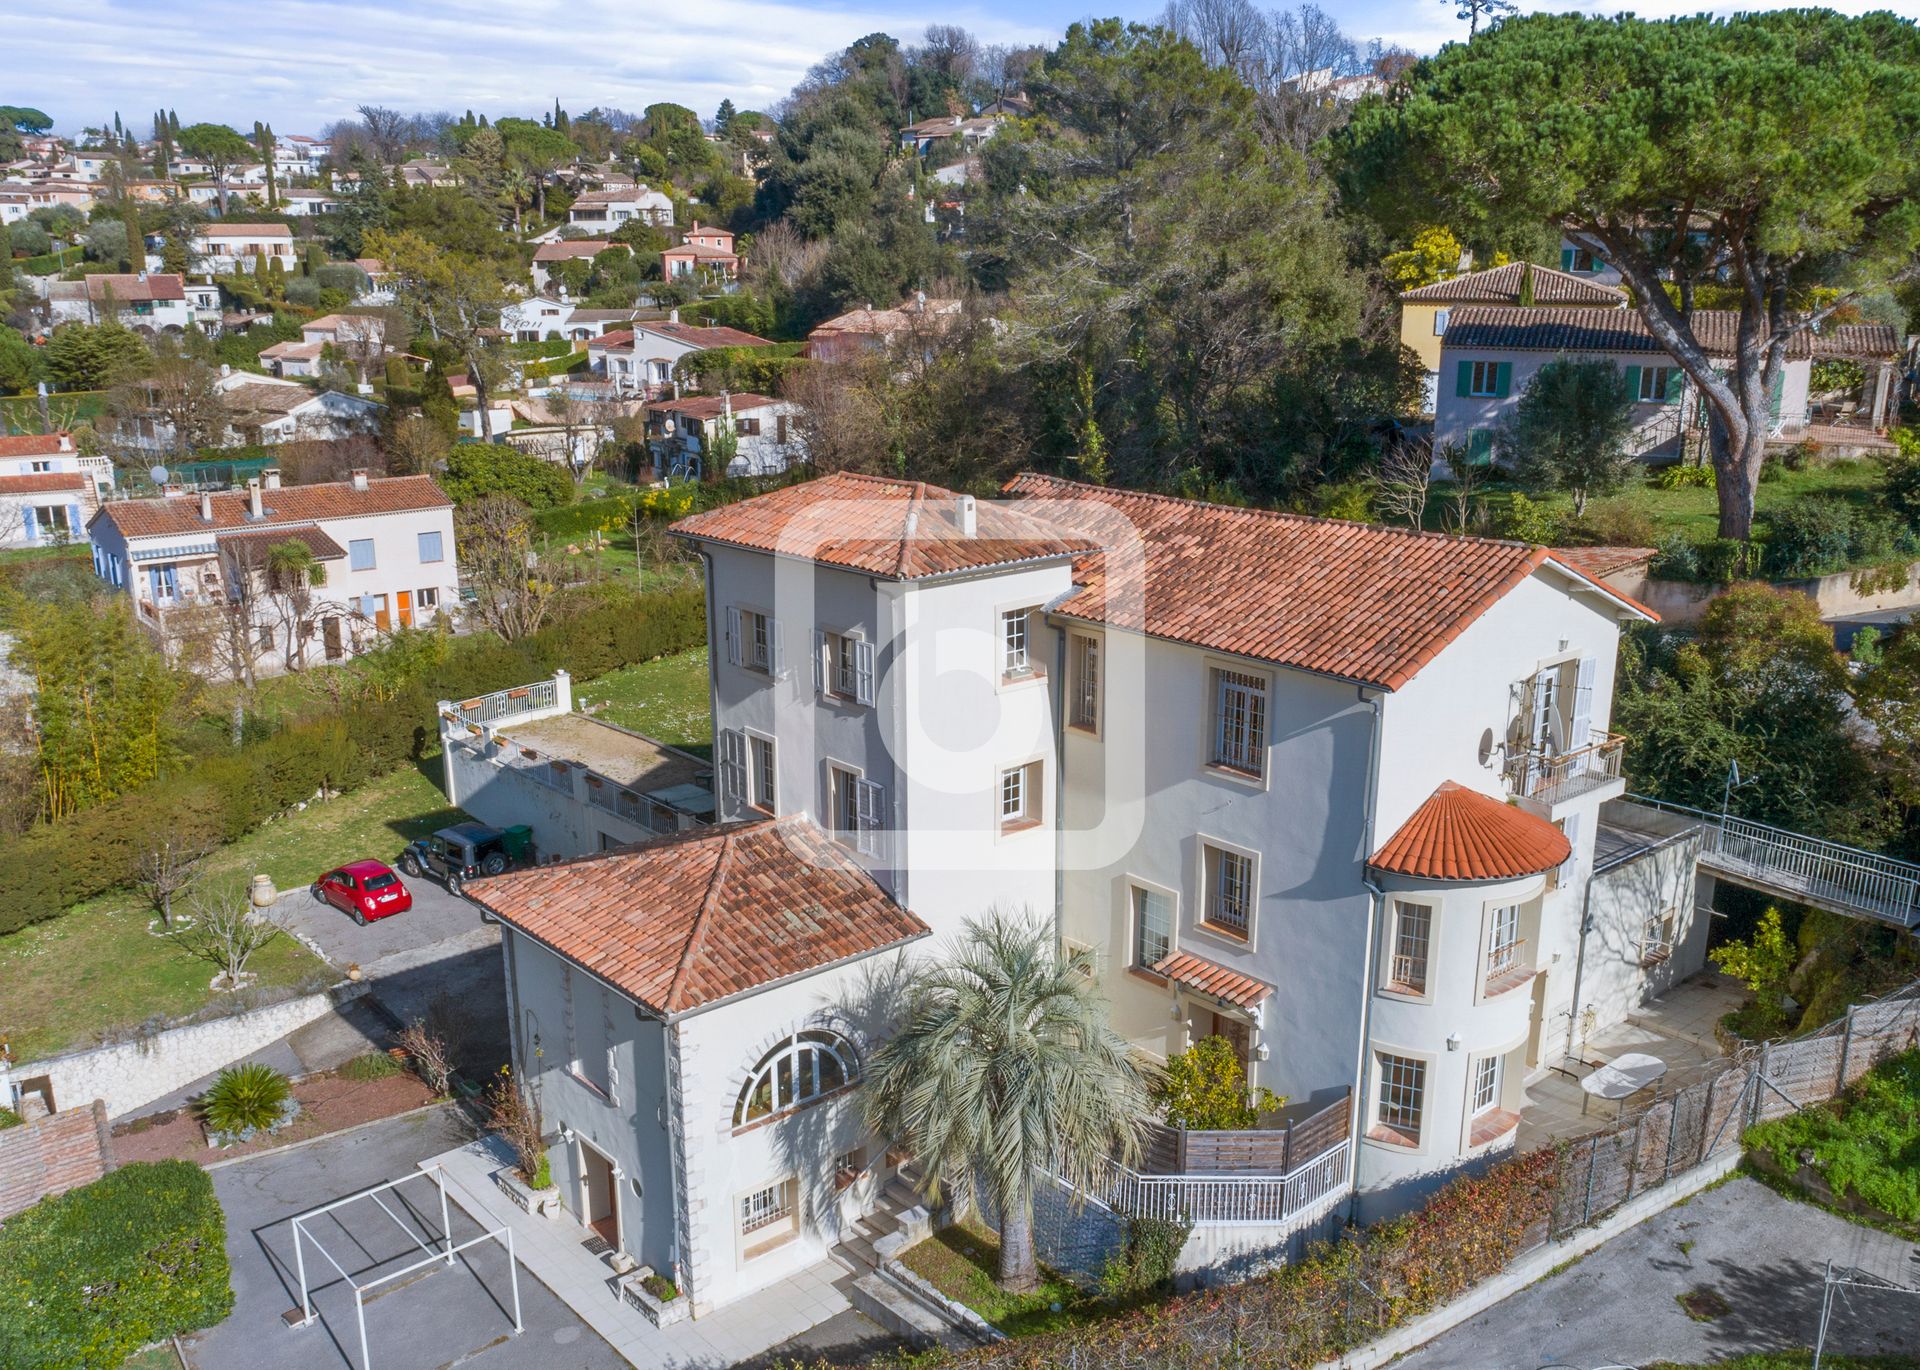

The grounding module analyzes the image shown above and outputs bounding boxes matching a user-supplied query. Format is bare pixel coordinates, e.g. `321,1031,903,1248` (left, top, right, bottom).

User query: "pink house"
661,222,740,283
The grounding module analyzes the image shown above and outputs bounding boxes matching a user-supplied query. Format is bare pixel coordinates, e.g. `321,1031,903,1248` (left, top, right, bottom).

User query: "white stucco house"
442,470,1712,1317
189,223,297,271
1433,307,1902,464
114,370,384,450
42,273,216,334
566,186,673,231
645,392,804,479
0,431,113,548
87,469,457,671
587,315,773,396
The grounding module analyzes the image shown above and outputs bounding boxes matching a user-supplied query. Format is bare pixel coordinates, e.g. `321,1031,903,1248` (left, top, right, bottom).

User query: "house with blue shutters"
0,432,113,548
1432,305,1900,467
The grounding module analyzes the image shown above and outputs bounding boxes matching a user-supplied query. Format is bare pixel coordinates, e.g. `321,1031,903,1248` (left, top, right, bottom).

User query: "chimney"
958,494,977,538
199,491,213,522
246,478,263,520
263,467,281,490
349,468,370,492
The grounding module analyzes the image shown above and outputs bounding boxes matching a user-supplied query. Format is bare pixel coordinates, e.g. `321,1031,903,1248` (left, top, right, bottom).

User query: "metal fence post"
1583,1138,1600,1226
1749,1043,1770,1126
1835,1007,1855,1093
1663,1097,1680,1182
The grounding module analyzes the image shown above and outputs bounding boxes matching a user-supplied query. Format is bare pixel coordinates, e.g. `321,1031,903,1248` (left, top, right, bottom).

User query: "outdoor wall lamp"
1446,1033,1461,1052
558,1124,576,1144
1254,1043,1271,1062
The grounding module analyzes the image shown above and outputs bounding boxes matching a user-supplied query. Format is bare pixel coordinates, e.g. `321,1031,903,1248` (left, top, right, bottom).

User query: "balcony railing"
1483,938,1533,997
453,678,556,727
1091,1138,1349,1227
1505,731,1626,805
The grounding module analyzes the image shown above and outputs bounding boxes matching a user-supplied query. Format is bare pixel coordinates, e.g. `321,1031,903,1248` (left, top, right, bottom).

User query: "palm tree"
501,167,532,235
863,911,1154,1292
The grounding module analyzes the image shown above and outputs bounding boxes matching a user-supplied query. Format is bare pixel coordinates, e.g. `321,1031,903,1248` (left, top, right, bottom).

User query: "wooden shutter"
1468,428,1492,465
853,639,876,706
724,606,741,666
1455,360,1473,398
1664,367,1683,405
1624,365,1642,402
770,618,787,678
1768,368,1785,423
1494,362,1512,398
1559,812,1582,883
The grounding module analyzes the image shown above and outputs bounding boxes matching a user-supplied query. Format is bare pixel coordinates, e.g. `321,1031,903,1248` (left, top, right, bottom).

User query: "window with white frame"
1070,634,1100,731
1133,885,1171,970
417,530,443,563
999,761,1041,831
1486,904,1522,976
733,1029,858,1127
718,729,747,807
829,766,886,858
1202,844,1254,938
1387,901,1431,994
1638,366,1679,403
1471,1054,1501,1117
1374,1052,1426,1145
742,608,773,672
1641,907,1677,964
1432,308,1451,336
818,629,875,705
1001,607,1035,678
749,734,776,813
416,586,439,611
1468,360,1501,397
738,1178,798,1252
1210,668,1267,776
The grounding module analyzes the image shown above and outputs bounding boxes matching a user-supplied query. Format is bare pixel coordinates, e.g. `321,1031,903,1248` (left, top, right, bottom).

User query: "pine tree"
716,99,736,133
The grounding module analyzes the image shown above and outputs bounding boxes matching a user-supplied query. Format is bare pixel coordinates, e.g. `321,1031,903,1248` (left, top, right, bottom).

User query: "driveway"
189,1105,627,1370
1397,1177,1920,1369
281,872,490,972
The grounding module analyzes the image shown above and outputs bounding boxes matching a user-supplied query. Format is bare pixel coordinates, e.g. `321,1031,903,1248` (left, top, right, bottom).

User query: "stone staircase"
832,1166,929,1272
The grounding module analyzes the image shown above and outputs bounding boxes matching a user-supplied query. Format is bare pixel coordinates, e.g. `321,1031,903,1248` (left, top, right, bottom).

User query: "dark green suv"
399,823,534,896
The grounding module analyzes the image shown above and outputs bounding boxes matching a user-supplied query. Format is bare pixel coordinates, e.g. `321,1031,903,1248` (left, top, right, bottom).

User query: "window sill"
1365,1124,1420,1150
1203,761,1266,789
742,1227,799,1262
1468,1109,1520,1148
567,1070,612,1103
1197,919,1250,945
999,669,1047,690
1126,967,1170,988
1377,982,1430,1003
731,1081,857,1136
1481,965,1537,999
999,817,1043,837
1066,722,1101,738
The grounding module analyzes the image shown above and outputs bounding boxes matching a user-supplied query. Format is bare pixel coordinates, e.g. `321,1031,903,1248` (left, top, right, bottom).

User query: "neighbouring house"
897,114,1001,156
452,468,1701,1314
1397,263,1626,413
277,188,344,216
0,186,30,223
42,272,215,334
257,339,329,378
587,314,772,395
189,223,297,271
114,369,384,450
531,239,627,293
566,186,673,231
645,392,804,478
0,432,113,548
804,294,964,363
396,161,456,188
1434,307,1903,463
87,468,457,672
660,223,740,284
259,315,386,382
500,296,638,343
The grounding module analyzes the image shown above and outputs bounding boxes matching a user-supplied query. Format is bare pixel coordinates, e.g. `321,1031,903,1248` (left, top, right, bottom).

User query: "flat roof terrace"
501,712,708,794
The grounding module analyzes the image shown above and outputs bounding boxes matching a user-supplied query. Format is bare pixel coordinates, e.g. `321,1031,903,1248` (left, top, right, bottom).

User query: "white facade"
189,226,297,271
566,187,672,230
0,433,111,548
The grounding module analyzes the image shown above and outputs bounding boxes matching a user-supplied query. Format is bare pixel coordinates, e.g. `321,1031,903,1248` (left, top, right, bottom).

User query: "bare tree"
134,833,215,930
1163,0,1270,79
178,883,290,991
545,388,601,486
1372,433,1435,531
398,1010,460,1095
356,104,414,163
457,494,556,641
742,220,826,297
113,344,230,456
1438,444,1489,537
782,352,888,474
1251,5,1364,160
383,414,452,475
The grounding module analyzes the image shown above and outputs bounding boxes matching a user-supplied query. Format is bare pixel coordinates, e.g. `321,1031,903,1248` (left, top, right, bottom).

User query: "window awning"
1152,950,1274,1011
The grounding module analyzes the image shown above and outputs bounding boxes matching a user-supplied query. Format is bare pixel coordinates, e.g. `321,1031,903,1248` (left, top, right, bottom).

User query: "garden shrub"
1494,492,1563,545
1098,1216,1193,1300
1764,497,1859,577
1159,1035,1284,1130
340,1051,401,1081
440,444,575,509
0,1106,20,1129
0,1160,233,1370
1693,536,1760,583
0,582,706,933
1745,1049,1919,1225
1650,462,1715,490
198,1062,296,1145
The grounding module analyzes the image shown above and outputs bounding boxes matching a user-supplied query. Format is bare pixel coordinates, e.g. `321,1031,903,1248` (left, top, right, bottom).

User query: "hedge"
0,1161,233,1370
0,582,707,933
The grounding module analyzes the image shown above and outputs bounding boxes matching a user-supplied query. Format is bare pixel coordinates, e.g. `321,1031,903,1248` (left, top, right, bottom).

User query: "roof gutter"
1348,686,1387,1222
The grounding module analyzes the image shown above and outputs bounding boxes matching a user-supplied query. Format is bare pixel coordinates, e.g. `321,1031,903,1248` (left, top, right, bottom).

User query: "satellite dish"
149,465,170,486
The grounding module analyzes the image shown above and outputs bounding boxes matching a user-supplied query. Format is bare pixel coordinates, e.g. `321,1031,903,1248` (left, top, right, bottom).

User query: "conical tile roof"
1370,781,1570,882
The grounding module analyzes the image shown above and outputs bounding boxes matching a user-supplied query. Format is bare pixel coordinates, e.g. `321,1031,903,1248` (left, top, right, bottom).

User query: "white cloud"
19,0,1059,134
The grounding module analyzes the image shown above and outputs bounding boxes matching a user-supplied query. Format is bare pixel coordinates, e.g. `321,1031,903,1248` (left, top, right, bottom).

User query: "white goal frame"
287,1164,523,1370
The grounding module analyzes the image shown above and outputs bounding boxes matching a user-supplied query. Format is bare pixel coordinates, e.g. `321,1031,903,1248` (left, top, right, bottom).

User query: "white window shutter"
1560,811,1582,883
606,1051,620,1108
853,639,876,706
724,606,741,667
812,628,826,694
854,779,886,860
719,729,746,805
771,619,787,678
1570,655,1597,748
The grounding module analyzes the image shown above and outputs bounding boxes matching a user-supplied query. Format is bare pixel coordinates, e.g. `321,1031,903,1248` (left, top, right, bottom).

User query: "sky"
11,0,1920,137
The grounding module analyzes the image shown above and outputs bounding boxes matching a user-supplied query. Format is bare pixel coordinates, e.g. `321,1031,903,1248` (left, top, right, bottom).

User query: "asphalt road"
189,1105,630,1370
1396,1177,1920,1370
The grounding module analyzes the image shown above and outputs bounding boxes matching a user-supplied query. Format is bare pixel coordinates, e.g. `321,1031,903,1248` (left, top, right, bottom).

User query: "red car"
311,860,414,925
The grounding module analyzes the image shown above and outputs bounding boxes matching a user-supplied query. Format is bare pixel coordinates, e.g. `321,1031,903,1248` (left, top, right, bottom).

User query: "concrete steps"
830,1164,932,1273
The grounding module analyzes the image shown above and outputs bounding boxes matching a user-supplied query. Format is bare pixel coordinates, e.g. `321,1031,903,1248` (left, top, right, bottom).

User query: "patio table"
1579,1051,1666,1117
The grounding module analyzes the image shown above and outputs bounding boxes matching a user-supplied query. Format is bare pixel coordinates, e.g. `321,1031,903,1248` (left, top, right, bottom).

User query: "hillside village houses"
0,431,113,548
189,222,297,270
114,367,384,450
897,113,1002,155
645,391,804,478
564,185,674,232
87,469,457,672
500,295,638,343
259,312,390,379
1433,307,1902,464
443,470,1703,1317
587,314,772,395
804,294,964,363
661,222,741,283
42,272,223,333
531,239,628,292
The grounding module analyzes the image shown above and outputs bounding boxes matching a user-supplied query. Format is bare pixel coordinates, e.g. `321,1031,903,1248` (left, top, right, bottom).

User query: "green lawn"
0,764,466,1063
1744,1049,1919,1234
120,1345,181,1370
575,647,713,759
899,1221,1100,1337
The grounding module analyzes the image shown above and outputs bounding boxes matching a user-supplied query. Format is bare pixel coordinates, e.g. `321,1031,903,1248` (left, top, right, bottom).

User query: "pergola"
285,1165,523,1370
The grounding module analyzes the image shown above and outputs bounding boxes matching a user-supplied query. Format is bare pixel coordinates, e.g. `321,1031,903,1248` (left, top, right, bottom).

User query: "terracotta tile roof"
1400,263,1625,306
464,817,930,1016
533,240,620,261
1152,950,1273,1009
662,242,741,261
0,472,86,494
0,433,74,457
92,474,449,539
808,298,963,339
672,471,1088,580
1442,307,1898,360
1550,545,1656,579
199,223,292,238
637,321,768,348
1369,781,1570,881
83,272,187,303
259,341,326,361
1003,474,1651,690
645,392,782,420
214,522,347,559
587,329,636,350
223,382,320,417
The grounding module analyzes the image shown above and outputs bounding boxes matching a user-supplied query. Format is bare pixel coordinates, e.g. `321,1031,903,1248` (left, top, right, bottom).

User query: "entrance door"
397,589,413,628
322,617,344,661
578,1139,620,1251
1210,1012,1251,1069
1526,971,1550,1069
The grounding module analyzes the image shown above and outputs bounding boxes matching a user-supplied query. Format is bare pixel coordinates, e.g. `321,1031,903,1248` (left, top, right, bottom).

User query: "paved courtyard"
1398,1177,1920,1370
189,1105,627,1370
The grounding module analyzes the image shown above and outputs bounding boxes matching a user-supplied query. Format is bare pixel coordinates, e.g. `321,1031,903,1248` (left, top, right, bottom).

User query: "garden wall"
12,981,368,1120
0,1101,114,1220
1623,557,1920,627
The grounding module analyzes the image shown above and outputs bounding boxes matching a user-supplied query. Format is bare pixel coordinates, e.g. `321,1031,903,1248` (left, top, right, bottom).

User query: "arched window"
733,1030,857,1128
